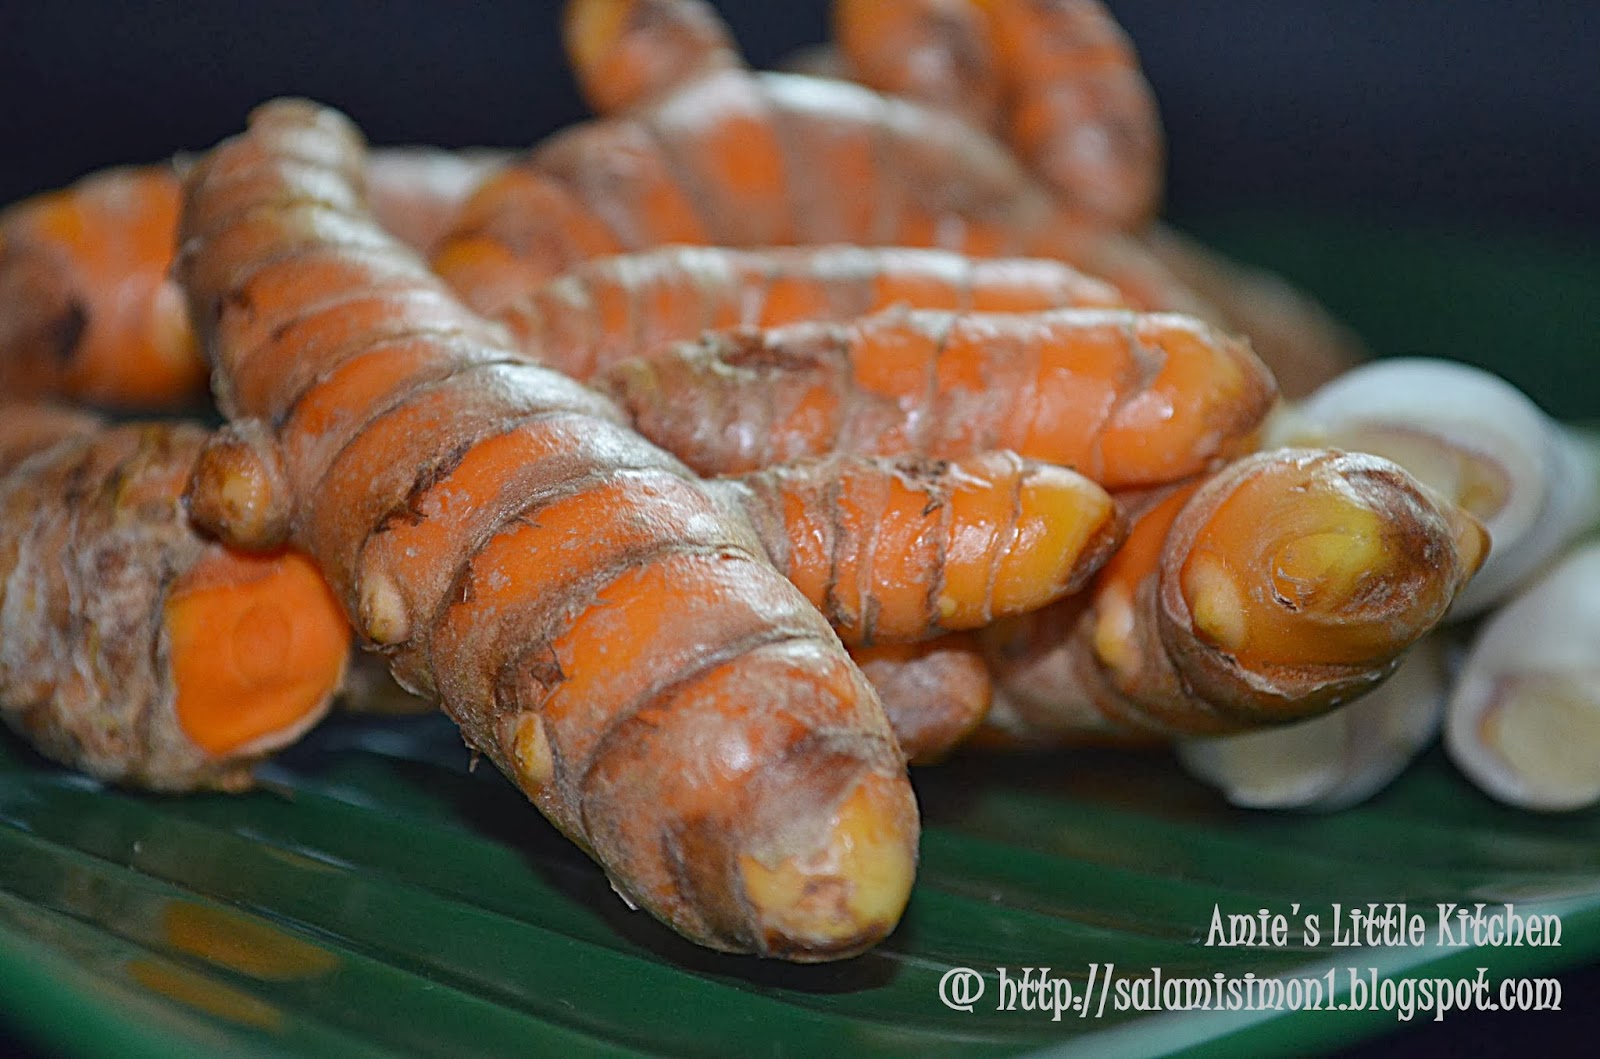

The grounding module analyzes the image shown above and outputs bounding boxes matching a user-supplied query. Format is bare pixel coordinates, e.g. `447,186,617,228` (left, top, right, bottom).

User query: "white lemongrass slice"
1271,358,1600,616
1177,638,1446,811
1446,543,1600,811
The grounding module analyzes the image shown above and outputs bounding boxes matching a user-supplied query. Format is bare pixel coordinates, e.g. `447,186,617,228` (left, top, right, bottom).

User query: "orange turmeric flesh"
608,307,1276,490
0,407,348,791
0,151,513,420
165,548,351,757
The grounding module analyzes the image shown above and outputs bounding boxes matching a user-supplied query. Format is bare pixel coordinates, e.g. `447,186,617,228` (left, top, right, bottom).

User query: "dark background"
1,2,1597,1056
1,1,1598,239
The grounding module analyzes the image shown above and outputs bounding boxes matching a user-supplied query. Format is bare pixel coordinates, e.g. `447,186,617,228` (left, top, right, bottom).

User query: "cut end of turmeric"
738,772,917,961
142,280,209,394
65,277,207,410
165,547,350,758
4,165,210,411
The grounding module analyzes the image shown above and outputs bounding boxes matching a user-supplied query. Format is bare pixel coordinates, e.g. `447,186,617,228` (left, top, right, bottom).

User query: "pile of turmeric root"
1,0,1591,963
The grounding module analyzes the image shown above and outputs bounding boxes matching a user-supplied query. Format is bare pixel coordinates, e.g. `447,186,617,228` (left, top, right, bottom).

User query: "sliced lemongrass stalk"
1177,636,1445,811
1446,543,1600,811
1273,358,1600,616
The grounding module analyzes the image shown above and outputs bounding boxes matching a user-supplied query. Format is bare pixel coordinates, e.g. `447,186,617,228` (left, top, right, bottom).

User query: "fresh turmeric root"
982,448,1490,739
0,402,350,791
823,1,1366,395
457,243,1125,378
716,449,1124,645
435,0,1211,317
4,419,1073,776
608,306,1277,489
0,166,205,410
0,177,1120,766
834,0,1165,231
831,0,1004,136
181,430,1100,760
176,98,919,961
563,0,743,116
0,151,507,414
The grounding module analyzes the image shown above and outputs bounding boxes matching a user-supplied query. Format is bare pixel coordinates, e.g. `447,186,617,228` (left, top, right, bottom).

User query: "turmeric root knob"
989,457,1124,615
165,548,350,757
560,641,918,959
186,420,293,551
979,450,1491,742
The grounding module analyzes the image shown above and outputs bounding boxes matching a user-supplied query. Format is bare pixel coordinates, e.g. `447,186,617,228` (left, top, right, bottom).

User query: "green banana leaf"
3,215,1598,1057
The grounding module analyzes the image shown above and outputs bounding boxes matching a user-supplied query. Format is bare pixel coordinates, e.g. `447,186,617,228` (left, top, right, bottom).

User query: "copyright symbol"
939,967,986,1012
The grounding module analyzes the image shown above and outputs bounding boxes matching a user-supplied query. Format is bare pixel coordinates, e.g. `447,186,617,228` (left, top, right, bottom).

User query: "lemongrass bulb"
1446,543,1600,811
1177,637,1445,811
1273,358,1599,616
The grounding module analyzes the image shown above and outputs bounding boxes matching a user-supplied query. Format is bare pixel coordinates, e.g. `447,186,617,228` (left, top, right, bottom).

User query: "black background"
1,1,1598,238
1,2,1597,1056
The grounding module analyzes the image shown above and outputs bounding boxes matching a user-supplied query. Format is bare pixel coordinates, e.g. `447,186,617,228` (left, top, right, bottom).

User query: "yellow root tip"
739,773,916,959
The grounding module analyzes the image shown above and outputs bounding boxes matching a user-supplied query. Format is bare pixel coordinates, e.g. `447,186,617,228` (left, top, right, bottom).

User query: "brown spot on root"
45,299,89,367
